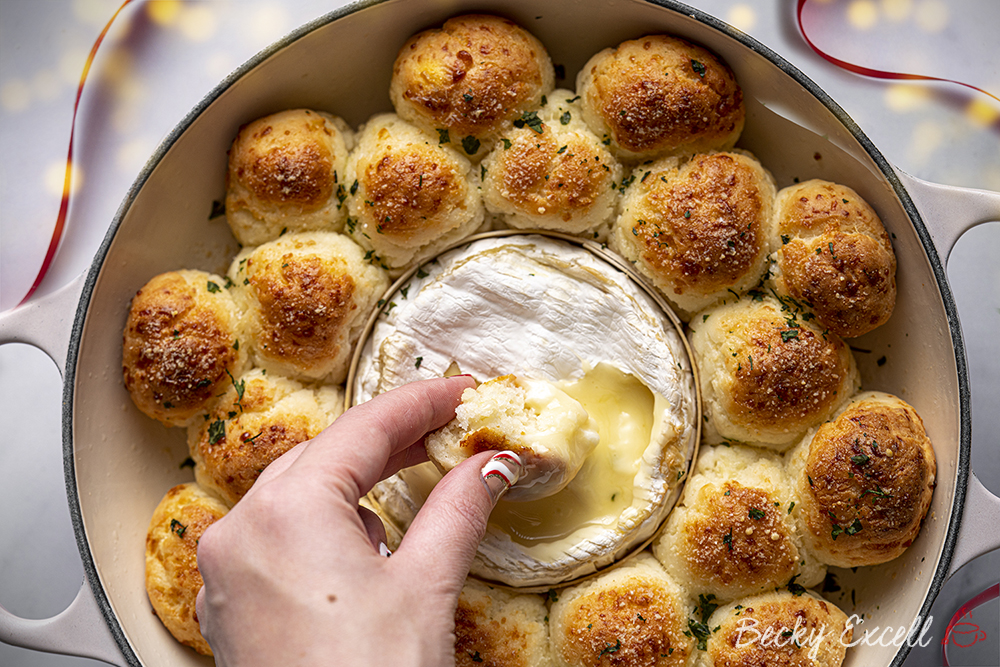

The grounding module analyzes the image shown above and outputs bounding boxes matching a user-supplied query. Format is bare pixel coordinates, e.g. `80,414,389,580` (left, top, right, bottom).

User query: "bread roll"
345,113,485,270
145,482,228,655
188,368,344,506
612,150,776,318
454,578,553,667
767,180,896,338
549,553,694,667
390,14,555,160
225,109,355,246
577,35,744,163
481,89,623,236
654,445,825,602
427,375,600,501
690,295,860,450
122,269,249,427
697,590,851,667
787,391,936,567
229,231,388,384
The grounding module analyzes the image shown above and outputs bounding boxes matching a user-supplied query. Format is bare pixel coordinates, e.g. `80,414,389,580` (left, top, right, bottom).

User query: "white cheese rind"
356,235,697,587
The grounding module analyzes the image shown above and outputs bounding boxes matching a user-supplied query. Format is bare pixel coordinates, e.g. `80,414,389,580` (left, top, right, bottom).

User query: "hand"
195,376,513,667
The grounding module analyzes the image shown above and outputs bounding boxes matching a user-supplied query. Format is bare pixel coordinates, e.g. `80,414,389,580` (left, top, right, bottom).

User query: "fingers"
287,375,475,502
358,505,390,554
396,451,523,589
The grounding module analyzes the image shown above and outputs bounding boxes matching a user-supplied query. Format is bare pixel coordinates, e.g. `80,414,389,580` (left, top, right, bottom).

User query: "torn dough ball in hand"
426,375,600,501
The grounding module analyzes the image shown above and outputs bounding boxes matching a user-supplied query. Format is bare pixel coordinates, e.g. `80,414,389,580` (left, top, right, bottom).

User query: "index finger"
286,375,475,502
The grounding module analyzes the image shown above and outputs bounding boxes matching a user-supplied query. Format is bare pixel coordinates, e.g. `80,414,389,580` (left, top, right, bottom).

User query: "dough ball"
229,231,389,384
690,295,860,450
697,590,851,667
390,14,555,160
426,375,600,501
481,89,623,236
612,150,776,318
767,179,897,338
453,578,553,667
225,109,355,246
123,269,249,427
654,444,824,602
549,553,694,667
577,35,744,163
345,113,485,271
145,482,228,655
787,391,936,567
188,368,344,506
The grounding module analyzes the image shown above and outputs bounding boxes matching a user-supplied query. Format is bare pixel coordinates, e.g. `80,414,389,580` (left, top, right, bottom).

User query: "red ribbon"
16,0,136,308
796,0,999,105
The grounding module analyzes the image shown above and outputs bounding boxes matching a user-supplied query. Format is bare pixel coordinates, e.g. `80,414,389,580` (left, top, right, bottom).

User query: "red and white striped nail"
481,451,523,504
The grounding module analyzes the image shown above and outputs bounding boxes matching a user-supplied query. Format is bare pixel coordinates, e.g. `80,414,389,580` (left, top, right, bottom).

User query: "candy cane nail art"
481,451,523,503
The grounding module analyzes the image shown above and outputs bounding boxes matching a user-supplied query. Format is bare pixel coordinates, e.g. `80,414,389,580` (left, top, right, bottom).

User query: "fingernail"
378,542,392,558
480,451,523,504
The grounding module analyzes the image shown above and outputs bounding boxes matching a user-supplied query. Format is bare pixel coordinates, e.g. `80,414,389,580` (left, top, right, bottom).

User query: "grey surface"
1,1,997,665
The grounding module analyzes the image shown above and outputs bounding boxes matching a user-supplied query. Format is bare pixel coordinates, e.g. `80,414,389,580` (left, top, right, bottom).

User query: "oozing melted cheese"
491,363,659,546
399,363,666,556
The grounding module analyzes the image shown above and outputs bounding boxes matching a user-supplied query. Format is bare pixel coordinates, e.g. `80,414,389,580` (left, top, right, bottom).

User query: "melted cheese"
489,364,657,547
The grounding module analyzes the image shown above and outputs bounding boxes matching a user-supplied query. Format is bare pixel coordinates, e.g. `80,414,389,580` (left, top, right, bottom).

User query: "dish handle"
0,273,129,666
896,169,1000,578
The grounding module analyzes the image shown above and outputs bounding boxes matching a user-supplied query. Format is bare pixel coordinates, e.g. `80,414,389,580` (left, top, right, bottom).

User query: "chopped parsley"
208,419,226,446
436,128,450,144
748,508,766,520
691,59,707,77
599,639,621,657
350,179,359,195
560,110,572,125
781,329,800,343
170,519,187,538
723,527,733,552
687,619,712,650
415,356,423,369
786,575,807,596
502,138,512,150
851,454,870,466
209,199,226,219
462,135,481,155
206,281,221,293
846,518,864,536
513,110,544,134
697,594,719,623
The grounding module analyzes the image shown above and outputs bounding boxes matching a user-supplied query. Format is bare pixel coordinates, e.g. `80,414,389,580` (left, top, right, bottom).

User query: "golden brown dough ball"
123,269,249,427
187,369,344,506
577,35,744,163
690,295,860,451
696,590,851,667
229,231,389,383
612,151,776,318
453,578,553,667
767,180,897,338
481,89,623,236
654,445,825,602
145,482,228,655
390,14,555,160
345,114,486,270
225,109,355,246
549,553,694,667
786,391,936,568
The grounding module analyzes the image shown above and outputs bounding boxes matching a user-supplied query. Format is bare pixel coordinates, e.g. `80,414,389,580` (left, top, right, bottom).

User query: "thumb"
395,450,523,589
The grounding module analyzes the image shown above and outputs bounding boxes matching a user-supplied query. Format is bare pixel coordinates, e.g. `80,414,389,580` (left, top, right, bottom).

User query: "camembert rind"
354,234,697,588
